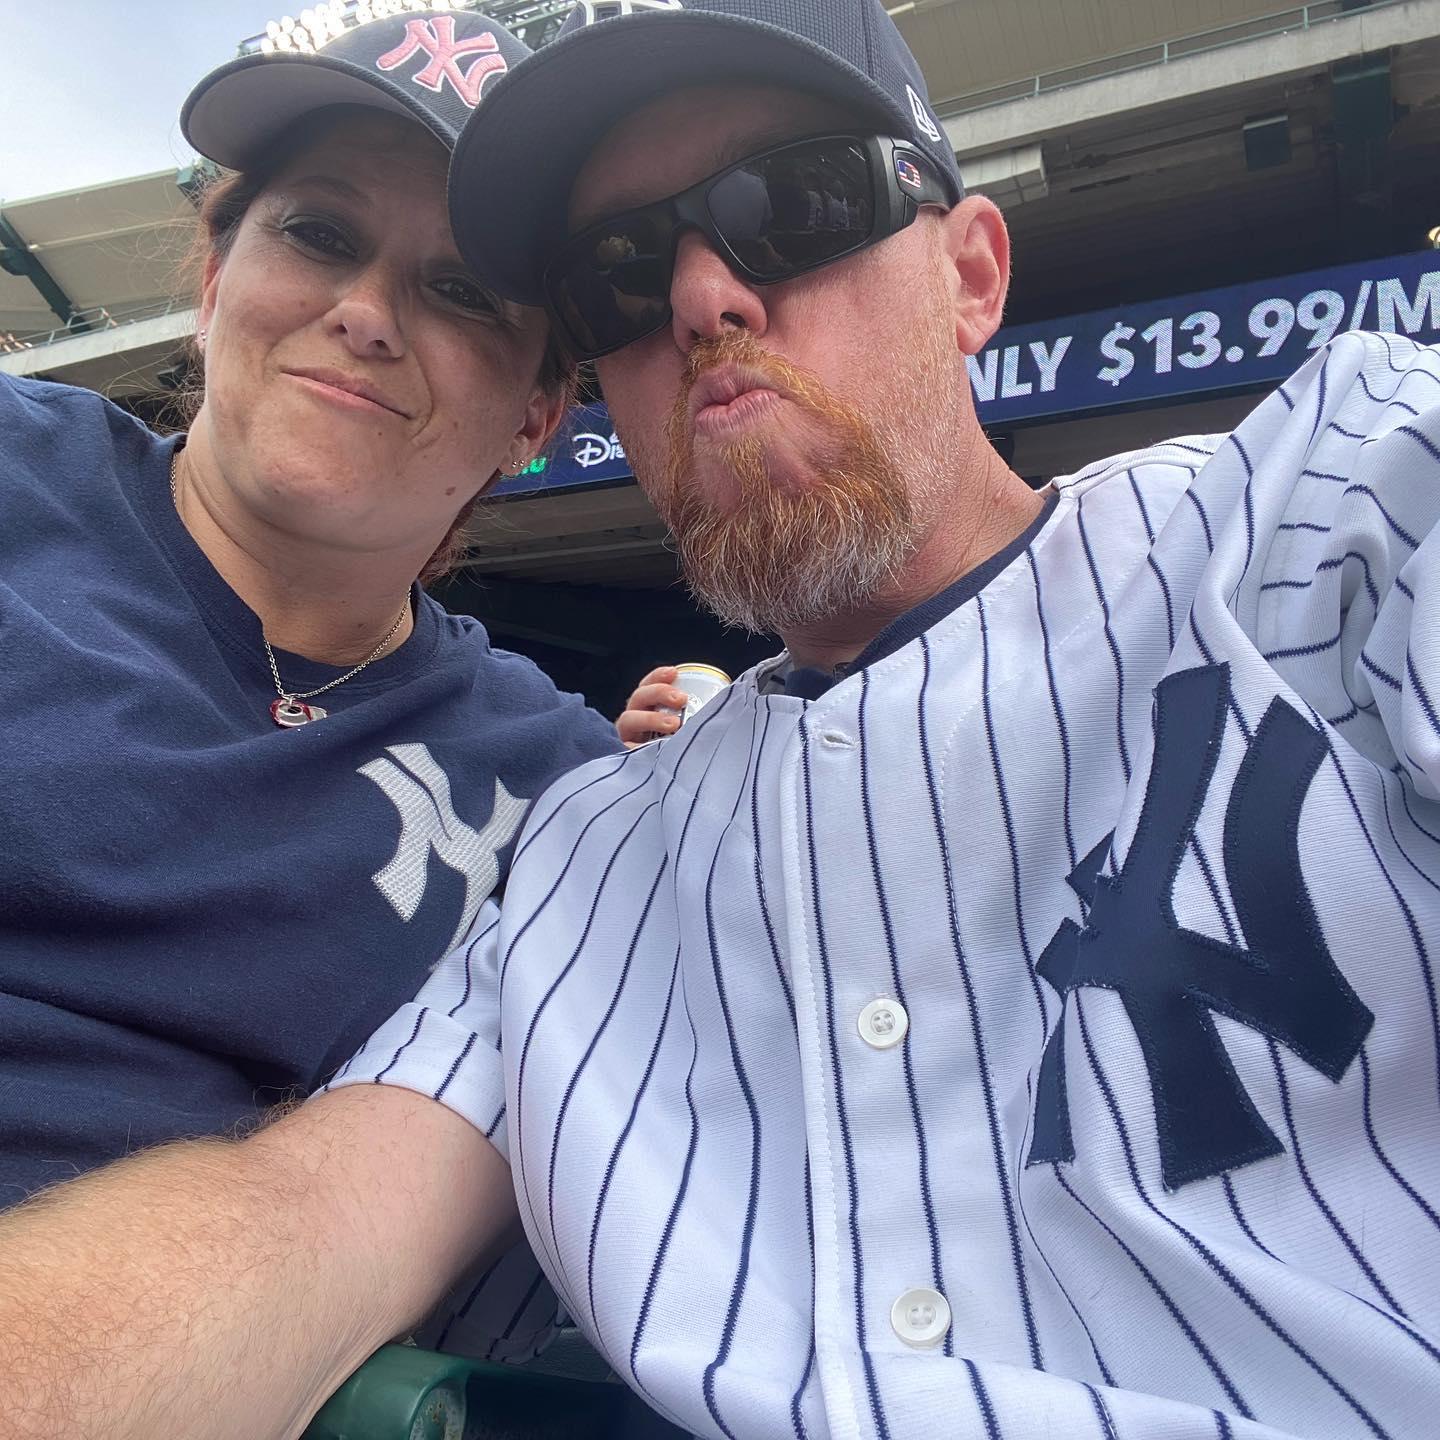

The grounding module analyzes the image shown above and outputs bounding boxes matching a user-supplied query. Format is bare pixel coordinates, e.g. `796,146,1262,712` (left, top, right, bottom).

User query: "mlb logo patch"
895,155,924,190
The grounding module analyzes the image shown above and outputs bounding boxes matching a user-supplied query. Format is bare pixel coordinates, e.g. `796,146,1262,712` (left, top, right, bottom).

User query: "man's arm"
0,1085,517,1440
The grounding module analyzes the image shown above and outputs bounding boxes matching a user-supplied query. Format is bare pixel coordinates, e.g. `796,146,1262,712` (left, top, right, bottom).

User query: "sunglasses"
544,133,950,361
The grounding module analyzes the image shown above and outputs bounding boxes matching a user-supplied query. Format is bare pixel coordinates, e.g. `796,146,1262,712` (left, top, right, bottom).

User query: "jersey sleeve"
322,897,512,1157
1250,332,1440,801
1336,337,1440,801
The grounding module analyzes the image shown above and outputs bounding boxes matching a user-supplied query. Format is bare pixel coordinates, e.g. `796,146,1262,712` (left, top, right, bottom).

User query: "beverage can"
668,662,731,722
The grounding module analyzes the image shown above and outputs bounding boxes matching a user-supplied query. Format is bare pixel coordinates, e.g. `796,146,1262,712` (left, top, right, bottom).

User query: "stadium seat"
302,1342,688,1439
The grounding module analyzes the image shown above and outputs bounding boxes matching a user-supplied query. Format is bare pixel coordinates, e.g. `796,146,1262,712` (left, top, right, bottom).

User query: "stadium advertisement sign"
497,251,1440,496
971,249,1440,425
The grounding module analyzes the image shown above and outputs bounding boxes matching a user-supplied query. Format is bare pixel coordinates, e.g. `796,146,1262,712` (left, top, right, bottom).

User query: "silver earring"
197,327,207,344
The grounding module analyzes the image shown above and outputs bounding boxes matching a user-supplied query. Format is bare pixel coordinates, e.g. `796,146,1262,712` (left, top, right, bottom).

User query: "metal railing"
1,296,193,355
935,0,1411,119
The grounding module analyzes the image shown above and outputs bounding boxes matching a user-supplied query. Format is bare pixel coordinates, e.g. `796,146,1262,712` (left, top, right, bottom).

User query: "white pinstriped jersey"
331,332,1440,1440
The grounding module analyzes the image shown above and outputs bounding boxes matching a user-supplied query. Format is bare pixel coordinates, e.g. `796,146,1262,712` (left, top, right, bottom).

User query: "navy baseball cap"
182,9,531,169
448,0,965,304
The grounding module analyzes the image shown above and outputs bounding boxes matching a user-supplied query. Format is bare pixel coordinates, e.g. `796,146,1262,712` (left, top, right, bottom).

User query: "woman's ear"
935,195,1011,356
512,380,570,471
197,248,223,342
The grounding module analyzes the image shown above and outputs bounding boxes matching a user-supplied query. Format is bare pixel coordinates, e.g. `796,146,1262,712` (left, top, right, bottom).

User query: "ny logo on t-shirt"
360,743,527,957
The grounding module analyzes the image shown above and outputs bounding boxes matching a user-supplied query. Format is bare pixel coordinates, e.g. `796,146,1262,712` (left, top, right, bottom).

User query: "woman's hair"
174,112,577,585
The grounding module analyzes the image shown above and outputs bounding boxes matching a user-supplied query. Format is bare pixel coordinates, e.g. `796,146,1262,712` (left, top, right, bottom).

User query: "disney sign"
489,403,632,498
572,430,626,468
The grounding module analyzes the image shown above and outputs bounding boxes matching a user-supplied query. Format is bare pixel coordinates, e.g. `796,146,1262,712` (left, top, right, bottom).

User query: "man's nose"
668,230,768,354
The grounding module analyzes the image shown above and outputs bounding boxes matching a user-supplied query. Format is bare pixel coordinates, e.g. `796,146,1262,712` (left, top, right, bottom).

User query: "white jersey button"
858,998,909,1049
891,1287,950,1347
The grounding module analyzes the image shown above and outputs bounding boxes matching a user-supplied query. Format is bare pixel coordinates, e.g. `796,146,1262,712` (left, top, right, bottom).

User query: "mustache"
668,331,831,446
679,330,793,390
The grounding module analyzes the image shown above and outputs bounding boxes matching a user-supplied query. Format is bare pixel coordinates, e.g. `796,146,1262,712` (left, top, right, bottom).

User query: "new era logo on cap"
906,82,942,143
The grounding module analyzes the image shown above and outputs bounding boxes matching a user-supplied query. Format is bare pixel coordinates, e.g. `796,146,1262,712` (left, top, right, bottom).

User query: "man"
4,2,1439,1437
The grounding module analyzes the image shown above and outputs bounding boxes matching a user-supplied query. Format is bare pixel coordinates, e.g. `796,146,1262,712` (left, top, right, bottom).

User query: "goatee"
654,330,920,635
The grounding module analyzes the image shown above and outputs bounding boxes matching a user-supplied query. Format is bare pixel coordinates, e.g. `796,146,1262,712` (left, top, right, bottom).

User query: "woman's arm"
0,1085,516,1440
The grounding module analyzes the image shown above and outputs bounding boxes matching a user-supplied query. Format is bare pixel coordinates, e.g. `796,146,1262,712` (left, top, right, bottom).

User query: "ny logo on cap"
906,83,942,143
572,0,684,23
376,17,508,108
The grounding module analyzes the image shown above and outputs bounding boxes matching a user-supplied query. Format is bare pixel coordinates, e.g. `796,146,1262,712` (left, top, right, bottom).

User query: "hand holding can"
665,663,731,722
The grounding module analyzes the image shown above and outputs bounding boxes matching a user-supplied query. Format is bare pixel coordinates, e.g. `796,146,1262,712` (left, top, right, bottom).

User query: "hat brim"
181,52,456,172
449,10,916,305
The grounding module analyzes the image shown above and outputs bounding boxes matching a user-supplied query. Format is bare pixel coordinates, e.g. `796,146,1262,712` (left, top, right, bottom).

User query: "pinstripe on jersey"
330,332,1440,1440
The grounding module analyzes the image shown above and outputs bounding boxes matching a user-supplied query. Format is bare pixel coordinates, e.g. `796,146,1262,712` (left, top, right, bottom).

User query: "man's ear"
936,196,1011,357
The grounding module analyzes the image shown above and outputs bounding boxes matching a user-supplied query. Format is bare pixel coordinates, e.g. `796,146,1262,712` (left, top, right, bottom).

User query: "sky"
2,1,283,202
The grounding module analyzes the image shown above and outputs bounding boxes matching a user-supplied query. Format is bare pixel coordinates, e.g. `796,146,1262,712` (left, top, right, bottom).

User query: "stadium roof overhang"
0,169,200,371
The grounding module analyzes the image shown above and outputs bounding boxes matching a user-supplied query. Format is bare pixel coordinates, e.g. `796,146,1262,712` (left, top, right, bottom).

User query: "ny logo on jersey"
375,17,508,108
359,744,528,956
1027,663,1373,1189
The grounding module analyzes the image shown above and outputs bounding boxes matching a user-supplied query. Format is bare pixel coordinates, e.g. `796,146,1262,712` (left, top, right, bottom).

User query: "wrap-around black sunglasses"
543,133,951,361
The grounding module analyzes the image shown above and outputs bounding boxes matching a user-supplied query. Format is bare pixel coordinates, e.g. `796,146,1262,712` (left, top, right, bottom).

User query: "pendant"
270,696,328,728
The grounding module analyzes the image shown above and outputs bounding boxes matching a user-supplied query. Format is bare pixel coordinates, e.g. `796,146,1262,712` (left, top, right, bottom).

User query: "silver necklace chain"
261,604,408,704
170,448,409,722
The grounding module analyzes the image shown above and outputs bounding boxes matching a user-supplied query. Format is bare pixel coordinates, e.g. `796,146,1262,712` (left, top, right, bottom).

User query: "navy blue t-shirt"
0,374,620,1205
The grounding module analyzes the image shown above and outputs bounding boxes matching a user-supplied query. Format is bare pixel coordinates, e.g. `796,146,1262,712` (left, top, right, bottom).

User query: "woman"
0,10,627,1207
